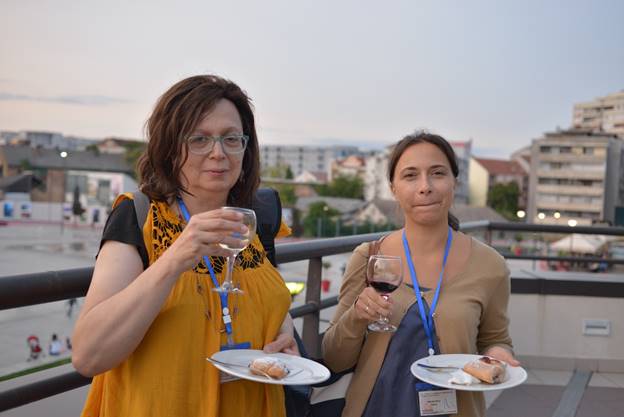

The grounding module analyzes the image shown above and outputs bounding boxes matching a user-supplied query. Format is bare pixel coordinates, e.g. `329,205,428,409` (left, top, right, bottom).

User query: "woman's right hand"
354,287,393,321
160,208,248,274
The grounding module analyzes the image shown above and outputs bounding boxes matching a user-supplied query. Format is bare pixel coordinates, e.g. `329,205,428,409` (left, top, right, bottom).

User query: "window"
583,147,594,155
66,174,88,194
559,146,572,154
96,180,111,206
540,146,552,154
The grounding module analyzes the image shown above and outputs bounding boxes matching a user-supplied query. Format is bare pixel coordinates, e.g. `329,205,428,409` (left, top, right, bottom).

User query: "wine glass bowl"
212,207,256,294
366,255,402,332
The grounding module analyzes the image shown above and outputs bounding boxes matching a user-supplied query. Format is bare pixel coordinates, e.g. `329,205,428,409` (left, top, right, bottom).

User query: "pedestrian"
66,298,77,318
49,333,63,356
27,335,43,361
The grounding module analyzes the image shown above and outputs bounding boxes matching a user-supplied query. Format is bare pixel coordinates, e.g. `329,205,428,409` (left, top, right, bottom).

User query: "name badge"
418,389,458,416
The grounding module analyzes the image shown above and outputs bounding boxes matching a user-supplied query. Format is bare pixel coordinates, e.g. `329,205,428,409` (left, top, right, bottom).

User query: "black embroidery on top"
149,203,265,274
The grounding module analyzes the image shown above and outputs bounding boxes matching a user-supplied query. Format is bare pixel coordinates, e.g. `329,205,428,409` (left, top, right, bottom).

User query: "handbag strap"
367,234,389,258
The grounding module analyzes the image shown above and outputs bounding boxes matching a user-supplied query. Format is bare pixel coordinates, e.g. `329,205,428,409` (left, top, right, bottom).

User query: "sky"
1,0,623,158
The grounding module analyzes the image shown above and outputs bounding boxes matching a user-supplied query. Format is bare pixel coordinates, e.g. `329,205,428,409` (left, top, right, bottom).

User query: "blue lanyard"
176,197,232,336
402,226,453,356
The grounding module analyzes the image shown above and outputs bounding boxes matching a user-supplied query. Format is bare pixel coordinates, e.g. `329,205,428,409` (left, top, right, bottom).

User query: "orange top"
80,194,292,417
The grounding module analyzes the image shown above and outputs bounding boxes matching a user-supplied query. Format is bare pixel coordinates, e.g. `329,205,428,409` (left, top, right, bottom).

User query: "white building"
573,90,624,137
9,130,98,151
364,147,392,201
527,129,624,225
259,145,359,178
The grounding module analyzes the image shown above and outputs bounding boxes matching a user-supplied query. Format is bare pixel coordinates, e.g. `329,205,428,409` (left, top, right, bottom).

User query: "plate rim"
410,353,528,392
209,349,330,385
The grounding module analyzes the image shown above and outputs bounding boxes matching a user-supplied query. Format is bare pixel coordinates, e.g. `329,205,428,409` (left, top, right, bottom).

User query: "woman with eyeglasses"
72,75,296,417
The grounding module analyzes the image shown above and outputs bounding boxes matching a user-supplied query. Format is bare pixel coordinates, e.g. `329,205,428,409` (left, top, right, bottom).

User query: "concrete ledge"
517,355,624,372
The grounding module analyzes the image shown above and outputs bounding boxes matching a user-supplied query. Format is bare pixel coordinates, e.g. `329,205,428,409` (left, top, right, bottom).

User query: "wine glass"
366,255,402,332
212,207,256,294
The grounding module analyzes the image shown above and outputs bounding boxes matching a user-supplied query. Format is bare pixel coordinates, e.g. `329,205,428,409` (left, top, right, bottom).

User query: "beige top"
322,237,513,417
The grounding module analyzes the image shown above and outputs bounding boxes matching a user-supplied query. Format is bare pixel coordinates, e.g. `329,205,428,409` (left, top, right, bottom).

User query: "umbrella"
549,234,608,254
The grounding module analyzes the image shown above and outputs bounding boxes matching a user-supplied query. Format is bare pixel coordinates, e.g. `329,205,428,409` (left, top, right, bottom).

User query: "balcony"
537,169,605,181
1,222,623,416
536,185,603,197
537,154,607,164
536,201,603,214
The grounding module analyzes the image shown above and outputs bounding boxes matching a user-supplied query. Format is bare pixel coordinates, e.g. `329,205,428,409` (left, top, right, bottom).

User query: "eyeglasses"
186,134,249,155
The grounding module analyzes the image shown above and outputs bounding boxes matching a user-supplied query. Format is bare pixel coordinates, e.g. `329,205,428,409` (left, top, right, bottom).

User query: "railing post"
485,229,492,246
303,256,323,358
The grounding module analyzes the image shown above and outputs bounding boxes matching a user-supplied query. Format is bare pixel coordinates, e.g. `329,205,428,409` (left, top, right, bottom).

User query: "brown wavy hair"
387,131,460,230
137,74,260,208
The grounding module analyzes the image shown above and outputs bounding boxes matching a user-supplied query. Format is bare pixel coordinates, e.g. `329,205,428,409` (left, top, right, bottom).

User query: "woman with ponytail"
322,131,519,417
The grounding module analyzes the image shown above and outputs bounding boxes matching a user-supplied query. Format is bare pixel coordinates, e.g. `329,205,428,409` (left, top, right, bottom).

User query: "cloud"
0,92,130,106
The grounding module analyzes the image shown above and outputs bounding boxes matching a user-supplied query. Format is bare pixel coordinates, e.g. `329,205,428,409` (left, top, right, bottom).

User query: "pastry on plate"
249,357,289,379
462,356,506,384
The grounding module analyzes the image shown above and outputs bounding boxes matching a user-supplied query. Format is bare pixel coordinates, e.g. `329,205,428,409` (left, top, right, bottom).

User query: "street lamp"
554,212,561,219
60,151,68,233
516,210,526,219
568,219,577,253
537,212,546,220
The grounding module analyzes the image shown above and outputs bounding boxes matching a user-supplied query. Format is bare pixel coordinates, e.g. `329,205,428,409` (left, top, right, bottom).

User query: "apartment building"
364,147,392,201
527,129,624,225
8,130,97,151
573,90,624,137
259,145,359,178
329,154,366,181
450,140,472,205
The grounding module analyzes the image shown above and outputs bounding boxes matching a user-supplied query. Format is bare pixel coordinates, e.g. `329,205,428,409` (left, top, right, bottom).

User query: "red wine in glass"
366,254,402,332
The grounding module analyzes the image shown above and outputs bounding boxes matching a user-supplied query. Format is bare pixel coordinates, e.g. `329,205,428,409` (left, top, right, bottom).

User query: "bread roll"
249,357,289,379
462,356,506,384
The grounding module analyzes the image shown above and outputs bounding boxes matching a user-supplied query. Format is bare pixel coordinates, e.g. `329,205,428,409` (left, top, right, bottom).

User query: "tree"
123,142,147,179
262,164,292,179
276,184,297,206
261,164,297,206
303,201,340,237
317,174,364,199
86,144,100,155
71,185,85,220
487,181,520,220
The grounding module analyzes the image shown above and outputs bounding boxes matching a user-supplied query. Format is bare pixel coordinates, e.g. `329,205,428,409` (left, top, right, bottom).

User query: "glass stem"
225,253,236,288
380,294,389,323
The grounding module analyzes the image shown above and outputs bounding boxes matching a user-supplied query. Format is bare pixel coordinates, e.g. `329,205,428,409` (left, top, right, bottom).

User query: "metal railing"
1,221,624,412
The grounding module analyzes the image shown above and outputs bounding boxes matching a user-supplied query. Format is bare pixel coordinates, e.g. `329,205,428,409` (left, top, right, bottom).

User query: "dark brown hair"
137,74,260,208
387,131,460,230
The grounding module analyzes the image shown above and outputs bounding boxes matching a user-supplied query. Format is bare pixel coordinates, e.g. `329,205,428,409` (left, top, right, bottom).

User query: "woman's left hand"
483,345,521,367
263,333,300,356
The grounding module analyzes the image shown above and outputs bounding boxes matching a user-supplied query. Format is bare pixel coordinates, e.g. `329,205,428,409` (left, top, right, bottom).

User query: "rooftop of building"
475,157,527,176
0,145,134,174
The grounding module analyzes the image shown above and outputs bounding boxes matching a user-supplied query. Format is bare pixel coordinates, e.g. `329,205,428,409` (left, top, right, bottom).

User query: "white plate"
410,354,527,392
208,349,330,385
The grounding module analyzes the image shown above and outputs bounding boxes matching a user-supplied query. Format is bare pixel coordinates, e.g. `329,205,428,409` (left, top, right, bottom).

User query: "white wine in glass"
213,207,256,294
